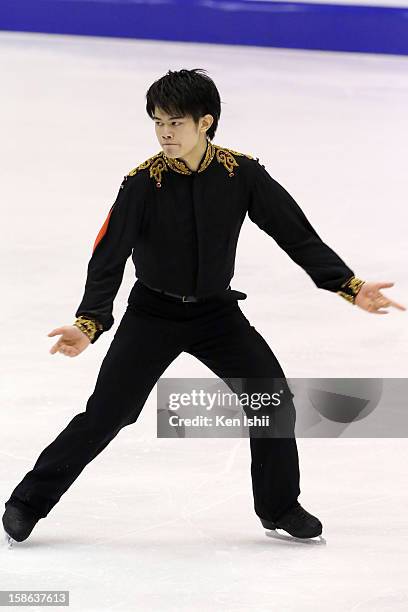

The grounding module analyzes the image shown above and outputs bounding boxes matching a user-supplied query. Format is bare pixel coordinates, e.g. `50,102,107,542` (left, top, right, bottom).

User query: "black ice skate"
260,501,324,541
2,504,40,547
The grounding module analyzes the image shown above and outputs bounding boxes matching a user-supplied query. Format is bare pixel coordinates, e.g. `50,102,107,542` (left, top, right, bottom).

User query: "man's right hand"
47,325,91,357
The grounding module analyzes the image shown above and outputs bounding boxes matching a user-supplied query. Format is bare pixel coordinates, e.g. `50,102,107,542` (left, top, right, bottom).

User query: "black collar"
125,142,252,189
163,140,216,176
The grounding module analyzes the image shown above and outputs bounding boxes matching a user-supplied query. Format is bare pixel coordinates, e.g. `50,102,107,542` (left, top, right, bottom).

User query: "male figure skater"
3,69,405,546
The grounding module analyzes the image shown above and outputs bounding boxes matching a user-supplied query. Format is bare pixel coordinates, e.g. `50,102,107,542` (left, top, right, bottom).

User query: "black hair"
146,68,221,141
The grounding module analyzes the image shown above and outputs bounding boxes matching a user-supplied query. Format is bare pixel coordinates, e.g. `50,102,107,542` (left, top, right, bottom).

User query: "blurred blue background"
0,0,407,55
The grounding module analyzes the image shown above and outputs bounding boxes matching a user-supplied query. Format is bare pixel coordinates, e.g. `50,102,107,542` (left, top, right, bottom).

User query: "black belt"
140,281,230,302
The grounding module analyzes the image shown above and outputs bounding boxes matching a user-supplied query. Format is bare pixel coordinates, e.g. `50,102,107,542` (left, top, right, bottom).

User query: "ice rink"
1,30,407,611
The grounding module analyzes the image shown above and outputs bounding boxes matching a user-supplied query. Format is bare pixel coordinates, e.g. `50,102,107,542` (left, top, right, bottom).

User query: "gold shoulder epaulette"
213,145,254,177
121,151,167,189
127,151,164,177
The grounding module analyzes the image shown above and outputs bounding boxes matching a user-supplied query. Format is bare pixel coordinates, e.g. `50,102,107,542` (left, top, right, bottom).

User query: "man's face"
153,107,210,158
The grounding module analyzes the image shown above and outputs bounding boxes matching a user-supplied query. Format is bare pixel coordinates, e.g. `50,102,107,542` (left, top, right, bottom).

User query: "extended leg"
5,307,184,520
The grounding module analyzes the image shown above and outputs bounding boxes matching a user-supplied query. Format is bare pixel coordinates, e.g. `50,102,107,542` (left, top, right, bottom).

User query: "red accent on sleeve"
92,206,114,254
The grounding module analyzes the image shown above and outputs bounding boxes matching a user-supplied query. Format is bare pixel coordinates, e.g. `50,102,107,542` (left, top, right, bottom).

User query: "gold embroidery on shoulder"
215,147,239,176
213,145,254,177
127,152,163,177
125,152,167,188
149,156,168,188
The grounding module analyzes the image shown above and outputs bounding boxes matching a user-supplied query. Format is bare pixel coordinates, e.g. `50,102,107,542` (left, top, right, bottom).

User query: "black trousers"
5,281,301,523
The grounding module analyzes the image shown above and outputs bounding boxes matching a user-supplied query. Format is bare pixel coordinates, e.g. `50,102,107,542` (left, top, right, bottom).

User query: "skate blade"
265,528,327,545
3,529,17,549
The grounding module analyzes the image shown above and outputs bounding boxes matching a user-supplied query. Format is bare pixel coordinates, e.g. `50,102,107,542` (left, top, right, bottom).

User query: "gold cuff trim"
337,276,365,304
73,316,103,342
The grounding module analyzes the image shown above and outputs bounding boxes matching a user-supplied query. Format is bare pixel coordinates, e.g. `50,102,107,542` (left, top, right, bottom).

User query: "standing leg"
185,302,301,522
5,306,185,520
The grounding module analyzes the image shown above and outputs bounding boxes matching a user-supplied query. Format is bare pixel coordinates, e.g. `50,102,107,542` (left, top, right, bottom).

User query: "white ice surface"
0,31,407,612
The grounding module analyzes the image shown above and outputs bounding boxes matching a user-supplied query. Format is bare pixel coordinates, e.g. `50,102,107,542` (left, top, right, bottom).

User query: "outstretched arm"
247,159,362,296
247,160,406,314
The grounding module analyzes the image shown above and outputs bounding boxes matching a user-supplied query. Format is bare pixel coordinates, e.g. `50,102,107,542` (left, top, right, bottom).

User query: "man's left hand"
354,281,406,314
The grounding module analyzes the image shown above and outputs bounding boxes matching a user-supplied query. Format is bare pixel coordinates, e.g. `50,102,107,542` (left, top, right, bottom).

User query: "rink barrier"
0,0,407,56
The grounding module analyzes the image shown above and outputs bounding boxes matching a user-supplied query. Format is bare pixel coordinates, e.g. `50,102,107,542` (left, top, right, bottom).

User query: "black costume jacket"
75,140,358,342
